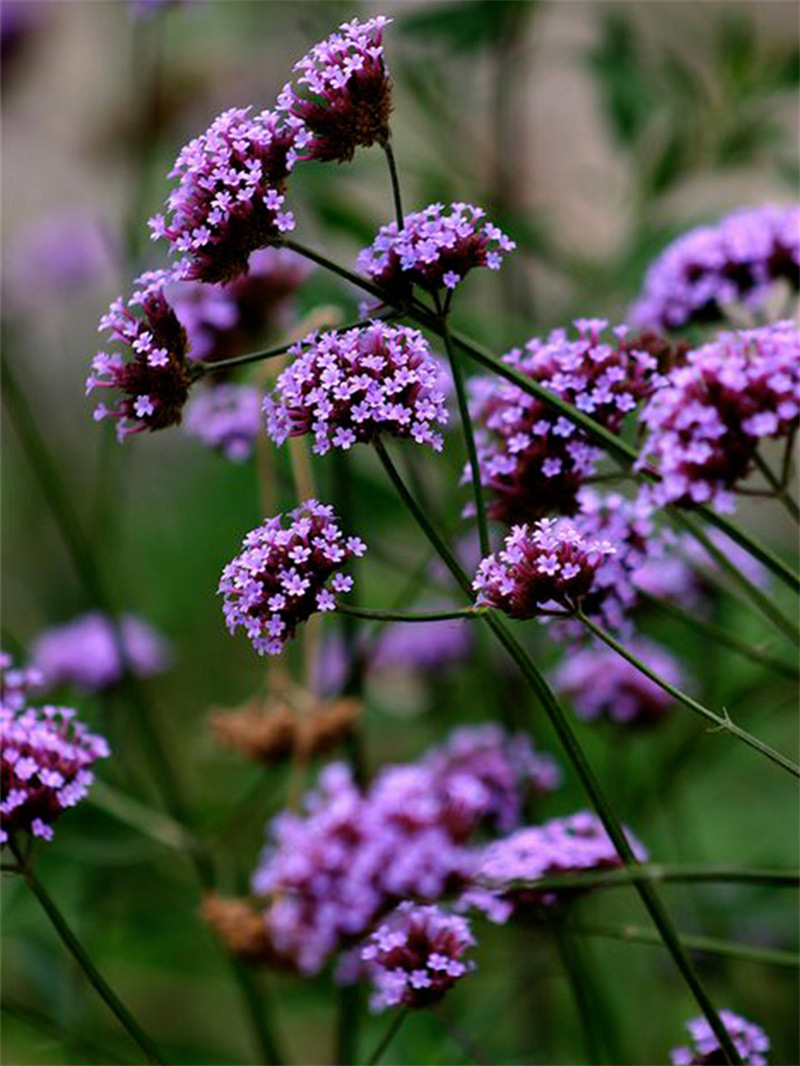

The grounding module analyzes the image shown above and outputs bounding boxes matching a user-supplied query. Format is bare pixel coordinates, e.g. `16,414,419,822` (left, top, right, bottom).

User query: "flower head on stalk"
638,320,800,513
361,902,476,1011
279,16,393,163
472,519,615,619
87,270,190,439
467,320,660,525
264,322,448,454
219,501,366,656
356,202,515,296
631,203,800,331
148,107,296,284
670,1011,770,1066
184,383,262,461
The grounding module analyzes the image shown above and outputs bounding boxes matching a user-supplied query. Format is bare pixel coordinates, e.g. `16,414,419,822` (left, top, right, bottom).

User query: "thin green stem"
9,843,164,1064
335,983,363,1066
552,922,604,1064
338,603,477,623
577,610,799,778
505,864,800,894
574,923,800,969
380,137,405,229
752,451,800,524
432,1005,495,1066
365,1008,408,1066
1,997,133,1066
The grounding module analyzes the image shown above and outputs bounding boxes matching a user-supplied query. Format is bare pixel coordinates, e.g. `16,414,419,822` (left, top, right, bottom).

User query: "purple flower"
219,500,366,656
361,902,475,1011
87,270,190,440
31,613,170,693
0,654,44,713
670,1011,770,1066
148,107,296,285
473,519,616,619
184,383,262,460
264,322,449,454
371,610,472,674
356,202,515,295
278,17,393,164
638,321,800,513
631,203,800,331
467,320,660,524
553,638,684,725
1,701,109,844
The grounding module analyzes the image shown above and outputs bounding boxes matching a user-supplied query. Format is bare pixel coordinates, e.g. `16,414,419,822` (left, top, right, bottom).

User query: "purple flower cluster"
87,270,190,440
0,653,44,712
361,902,475,1011
553,638,683,726
1,702,109,844
264,323,449,454
278,16,393,164
148,107,296,285
31,613,170,693
184,383,262,461
467,320,660,524
371,611,472,674
472,519,616,619
219,500,366,656
638,321,800,513
356,202,515,295
670,1011,770,1066
632,203,800,330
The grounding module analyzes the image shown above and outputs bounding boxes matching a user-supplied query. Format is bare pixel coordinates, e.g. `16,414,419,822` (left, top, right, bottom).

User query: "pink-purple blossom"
0,653,44,713
670,1011,770,1066
184,383,262,460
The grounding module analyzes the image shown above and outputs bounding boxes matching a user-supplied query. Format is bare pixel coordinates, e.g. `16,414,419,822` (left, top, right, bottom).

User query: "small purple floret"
184,383,262,460
670,1010,770,1065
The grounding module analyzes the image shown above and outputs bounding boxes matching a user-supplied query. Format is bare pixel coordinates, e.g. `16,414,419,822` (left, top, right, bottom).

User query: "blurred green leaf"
587,11,657,147
398,0,534,52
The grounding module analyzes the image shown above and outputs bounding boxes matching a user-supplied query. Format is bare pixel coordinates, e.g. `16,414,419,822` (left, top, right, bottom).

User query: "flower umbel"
670,1011,770,1066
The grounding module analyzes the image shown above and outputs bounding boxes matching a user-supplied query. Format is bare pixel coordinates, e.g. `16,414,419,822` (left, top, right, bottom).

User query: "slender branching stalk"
573,923,800,969
365,1008,409,1066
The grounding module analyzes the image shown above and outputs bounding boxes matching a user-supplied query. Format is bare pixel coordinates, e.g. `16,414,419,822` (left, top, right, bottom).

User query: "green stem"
1,997,132,1066
577,611,799,778
335,983,363,1066
552,922,604,1064
380,137,405,229
338,604,477,623
752,451,800,524
505,864,799,894
574,923,800,969
9,842,164,1064
365,1008,408,1066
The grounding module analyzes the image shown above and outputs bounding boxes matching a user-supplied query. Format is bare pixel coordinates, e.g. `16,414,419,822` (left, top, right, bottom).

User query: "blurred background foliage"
2,1,798,1064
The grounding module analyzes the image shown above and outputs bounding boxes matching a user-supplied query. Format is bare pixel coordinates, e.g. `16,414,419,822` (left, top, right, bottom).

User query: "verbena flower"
184,383,262,460
472,519,616,619
371,610,472,674
631,203,800,330
0,654,44,713
264,322,448,454
670,1011,770,1066
87,270,190,440
31,613,170,692
148,107,296,284
355,202,515,295
278,16,393,163
553,638,683,726
467,320,659,524
638,321,800,513
361,902,476,1011
1,702,109,844
219,500,366,656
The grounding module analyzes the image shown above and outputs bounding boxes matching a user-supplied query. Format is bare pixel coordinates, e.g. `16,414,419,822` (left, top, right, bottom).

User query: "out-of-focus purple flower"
87,270,190,440
463,811,648,917
670,1011,770,1066
184,383,262,460
31,613,170,693
631,204,800,331
169,247,311,366
130,0,187,17
467,320,660,524
553,638,683,725
472,519,616,619
148,107,296,284
356,202,515,296
1,702,109,844
219,500,366,657
264,323,449,455
638,321,800,513
361,902,476,1011
371,611,472,674
278,17,393,164
0,653,44,712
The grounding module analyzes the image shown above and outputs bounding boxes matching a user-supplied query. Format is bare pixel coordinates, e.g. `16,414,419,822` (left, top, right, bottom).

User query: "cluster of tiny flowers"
371,610,472,674
264,323,449,454
670,1011,770,1066
184,384,262,461
467,321,660,524
356,202,516,294
278,17,393,164
638,321,800,513
0,653,44,712
1,703,109,843
87,270,190,439
148,107,296,284
463,811,648,919
361,902,476,1011
472,519,616,619
219,500,366,656
31,613,170,692
631,203,800,330
553,638,683,726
